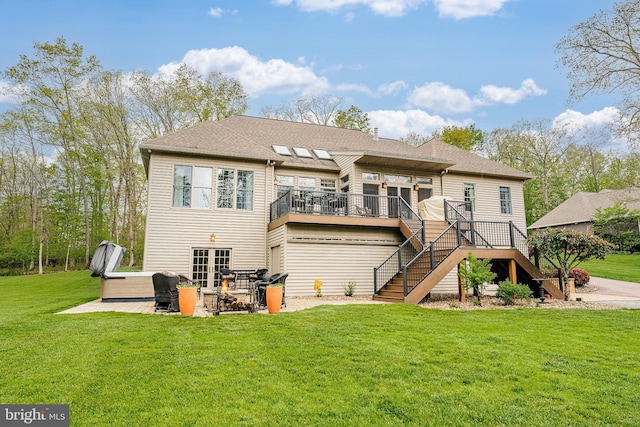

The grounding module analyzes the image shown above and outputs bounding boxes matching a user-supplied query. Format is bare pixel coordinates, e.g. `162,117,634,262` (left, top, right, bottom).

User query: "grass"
1,272,639,426
580,253,640,283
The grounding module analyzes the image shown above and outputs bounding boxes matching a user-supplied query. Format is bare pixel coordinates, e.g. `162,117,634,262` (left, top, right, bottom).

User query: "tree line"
2,1,640,274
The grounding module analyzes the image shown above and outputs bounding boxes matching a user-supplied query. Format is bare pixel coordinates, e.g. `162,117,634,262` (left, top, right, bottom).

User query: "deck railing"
444,200,473,222
270,189,415,222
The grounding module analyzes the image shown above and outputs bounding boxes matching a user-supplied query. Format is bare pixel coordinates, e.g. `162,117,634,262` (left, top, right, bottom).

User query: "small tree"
458,253,497,306
591,201,640,251
528,229,613,300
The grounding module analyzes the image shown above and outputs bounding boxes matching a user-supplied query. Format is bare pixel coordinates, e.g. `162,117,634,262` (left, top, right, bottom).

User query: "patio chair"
256,273,288,308
152,272,180,312
249,268,268,283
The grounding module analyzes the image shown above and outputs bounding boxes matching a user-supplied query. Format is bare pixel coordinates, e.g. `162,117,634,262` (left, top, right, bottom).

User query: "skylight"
313,149,332,160
272,145,292,156
293,147,312,158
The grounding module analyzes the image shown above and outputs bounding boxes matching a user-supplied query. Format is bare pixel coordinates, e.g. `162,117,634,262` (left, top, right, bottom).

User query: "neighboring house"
139,115,561,302
529,188,640,234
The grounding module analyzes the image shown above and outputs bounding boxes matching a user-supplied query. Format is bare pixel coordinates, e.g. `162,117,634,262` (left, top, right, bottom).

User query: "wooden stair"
374,246,564,304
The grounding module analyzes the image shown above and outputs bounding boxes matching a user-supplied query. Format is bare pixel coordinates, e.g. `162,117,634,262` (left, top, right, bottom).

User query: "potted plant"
177,280,199,316
266,283,284,314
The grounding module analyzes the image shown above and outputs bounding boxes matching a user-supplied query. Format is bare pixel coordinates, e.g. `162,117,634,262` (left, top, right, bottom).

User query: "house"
139,115,562,302
529,188,640,234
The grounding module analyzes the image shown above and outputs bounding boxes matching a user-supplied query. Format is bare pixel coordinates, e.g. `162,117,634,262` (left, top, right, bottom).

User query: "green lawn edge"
0,272,639,426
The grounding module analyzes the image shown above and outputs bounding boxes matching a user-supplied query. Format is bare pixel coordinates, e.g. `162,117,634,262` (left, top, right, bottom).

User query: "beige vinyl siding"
280,224,401,296
441,173,527,231
332,155,359,192
143,153,268,274
267,225,286,275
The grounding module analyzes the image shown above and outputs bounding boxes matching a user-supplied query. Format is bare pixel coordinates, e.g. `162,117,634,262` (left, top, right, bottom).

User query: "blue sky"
0,0,622,139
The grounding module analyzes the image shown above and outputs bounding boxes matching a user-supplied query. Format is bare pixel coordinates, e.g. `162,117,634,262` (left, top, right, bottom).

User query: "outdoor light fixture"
381,182,387,189
273,179,279,185
209,233,217,242
413,184,420,191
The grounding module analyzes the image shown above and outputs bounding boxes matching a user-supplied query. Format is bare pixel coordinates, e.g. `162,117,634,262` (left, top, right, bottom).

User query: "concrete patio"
57,294,387,316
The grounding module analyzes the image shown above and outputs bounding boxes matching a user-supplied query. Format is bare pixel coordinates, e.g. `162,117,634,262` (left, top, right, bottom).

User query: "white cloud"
273,0,427,17
433,0,511,20
368,109,470,138
377,80,408,96
208,7,237,17
0,80,24,104
275,0,510,18
553,107,619,132
408,82,476,114
335,82,375,96
408,79,546,114
478,78,546,105
208,7,224,17
158,46,330,96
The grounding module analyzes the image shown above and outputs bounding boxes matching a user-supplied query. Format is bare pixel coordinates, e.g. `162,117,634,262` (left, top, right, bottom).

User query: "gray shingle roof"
139,115,532,179
529,188,640,229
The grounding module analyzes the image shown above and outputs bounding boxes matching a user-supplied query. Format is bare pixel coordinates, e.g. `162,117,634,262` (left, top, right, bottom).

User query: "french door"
191,248,231,287
387,186,411,218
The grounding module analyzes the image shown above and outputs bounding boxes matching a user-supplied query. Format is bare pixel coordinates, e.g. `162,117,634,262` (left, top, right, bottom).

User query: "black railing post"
421,221,426,244
429,242,435,271
456,221,462,246
403,265,408,296
470,221,476,246
509,221,515,248
373,267,378,294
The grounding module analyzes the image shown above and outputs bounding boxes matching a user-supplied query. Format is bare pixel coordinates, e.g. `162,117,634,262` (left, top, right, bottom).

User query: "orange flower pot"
179,287,197,316
266,286,283,314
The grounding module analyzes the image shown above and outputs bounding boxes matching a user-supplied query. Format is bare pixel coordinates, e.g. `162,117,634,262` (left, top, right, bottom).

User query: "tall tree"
334,105,371,133
431,124,484,151
3,37,101,267
261,92,343,125
557,0,640,138
485,120,572,225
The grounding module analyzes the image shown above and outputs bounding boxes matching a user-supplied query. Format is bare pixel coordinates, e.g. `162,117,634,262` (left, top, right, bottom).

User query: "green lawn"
580,253,640,283
1,272,639,426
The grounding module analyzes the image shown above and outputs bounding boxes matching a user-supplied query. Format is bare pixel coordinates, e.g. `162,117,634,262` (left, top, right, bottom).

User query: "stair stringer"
403,247,564,304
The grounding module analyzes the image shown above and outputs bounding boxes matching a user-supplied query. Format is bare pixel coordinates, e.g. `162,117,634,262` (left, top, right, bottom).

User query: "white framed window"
298,177,316,188
416,177,433,186
385,174,412,184
293,147,312,158
276,175,294,198
464,183,476,212
362,172,380,181
272,145,292,156
320,179,336,191
313,149,332,160
173,165,213,208
217,169,254,210
500,186,512,214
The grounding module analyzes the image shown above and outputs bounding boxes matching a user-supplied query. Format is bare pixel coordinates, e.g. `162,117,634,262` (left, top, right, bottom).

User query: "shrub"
496,280,532,305
569,268,590,286
344,281,355,297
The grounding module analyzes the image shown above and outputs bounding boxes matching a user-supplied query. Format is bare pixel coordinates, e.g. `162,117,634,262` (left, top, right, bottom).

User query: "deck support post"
509,259,517,284
458,261,466,302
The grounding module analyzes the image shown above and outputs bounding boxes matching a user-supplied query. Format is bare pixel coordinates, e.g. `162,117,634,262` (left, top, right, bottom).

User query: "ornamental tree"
458,253,497,306
528,229,613,300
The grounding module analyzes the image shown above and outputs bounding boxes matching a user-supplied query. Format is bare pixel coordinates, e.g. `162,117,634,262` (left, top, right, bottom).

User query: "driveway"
575,277,640,308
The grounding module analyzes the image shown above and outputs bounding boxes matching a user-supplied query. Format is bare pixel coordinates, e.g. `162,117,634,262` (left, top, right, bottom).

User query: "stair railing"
402,222,460,295
373,227,424,294
401,220,531,298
